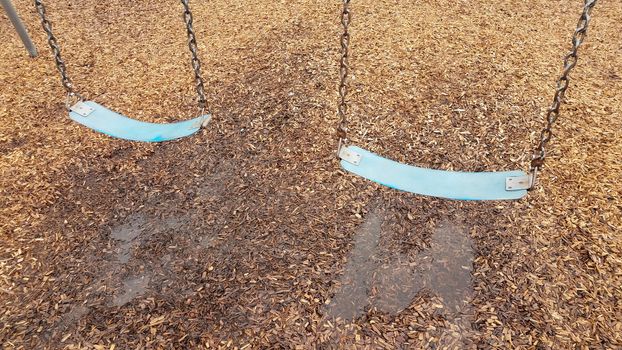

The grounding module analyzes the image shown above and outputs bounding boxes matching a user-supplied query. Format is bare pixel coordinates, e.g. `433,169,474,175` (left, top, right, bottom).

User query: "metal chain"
531,0,597,172
181,0,207,112
34,0,78,100
337,0,351,151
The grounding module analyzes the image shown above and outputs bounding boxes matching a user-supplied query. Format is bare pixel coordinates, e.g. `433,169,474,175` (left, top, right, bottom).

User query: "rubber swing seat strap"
69,101,210,142
339,145,529,201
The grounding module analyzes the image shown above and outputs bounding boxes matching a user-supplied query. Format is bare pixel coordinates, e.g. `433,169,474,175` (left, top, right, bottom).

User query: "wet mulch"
1,0,621,349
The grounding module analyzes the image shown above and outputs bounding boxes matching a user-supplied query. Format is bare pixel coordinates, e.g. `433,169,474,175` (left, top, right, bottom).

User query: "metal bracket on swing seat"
69,101,94,117
339,146,362,165
505,174,533,191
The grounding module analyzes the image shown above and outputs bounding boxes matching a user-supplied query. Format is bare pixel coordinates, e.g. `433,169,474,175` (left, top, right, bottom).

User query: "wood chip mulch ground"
1,0,621,348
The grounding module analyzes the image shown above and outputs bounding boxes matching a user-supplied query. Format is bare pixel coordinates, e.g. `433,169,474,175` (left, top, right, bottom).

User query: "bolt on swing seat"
339,146,530,201
335,0,597,201
69,101,210,142
35,0,211,143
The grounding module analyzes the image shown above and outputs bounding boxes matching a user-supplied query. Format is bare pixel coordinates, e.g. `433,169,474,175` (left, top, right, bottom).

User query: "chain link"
181,0,207,112
531,0,597,171
337,0,351,149
34,0,76,96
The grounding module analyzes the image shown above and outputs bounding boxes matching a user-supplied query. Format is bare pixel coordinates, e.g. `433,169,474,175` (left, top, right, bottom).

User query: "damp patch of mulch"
1,0,621,348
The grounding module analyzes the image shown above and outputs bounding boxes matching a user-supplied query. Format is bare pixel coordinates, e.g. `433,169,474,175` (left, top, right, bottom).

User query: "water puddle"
418,220,474,314
111,214,146,264
109,213,189,264
57,305,89,329
113,274,151,307
199,234,217,249
325,211,474,322
105,214,189,307
324,211,382,320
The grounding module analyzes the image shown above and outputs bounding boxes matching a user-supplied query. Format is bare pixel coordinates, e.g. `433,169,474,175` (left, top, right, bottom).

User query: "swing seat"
340,145,529,201
68,101,210,142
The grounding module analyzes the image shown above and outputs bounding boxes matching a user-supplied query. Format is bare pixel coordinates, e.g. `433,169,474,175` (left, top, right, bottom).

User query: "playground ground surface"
1,0,621,348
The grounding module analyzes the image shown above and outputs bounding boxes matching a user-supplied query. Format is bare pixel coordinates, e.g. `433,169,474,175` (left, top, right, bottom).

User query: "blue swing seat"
340,145,529,201
68,101,210,142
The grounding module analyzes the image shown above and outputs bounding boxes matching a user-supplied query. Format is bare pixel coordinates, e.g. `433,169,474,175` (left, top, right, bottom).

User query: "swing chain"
337,0,351,152
181,0,208,113
530,0,597,173
34,0,82,105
